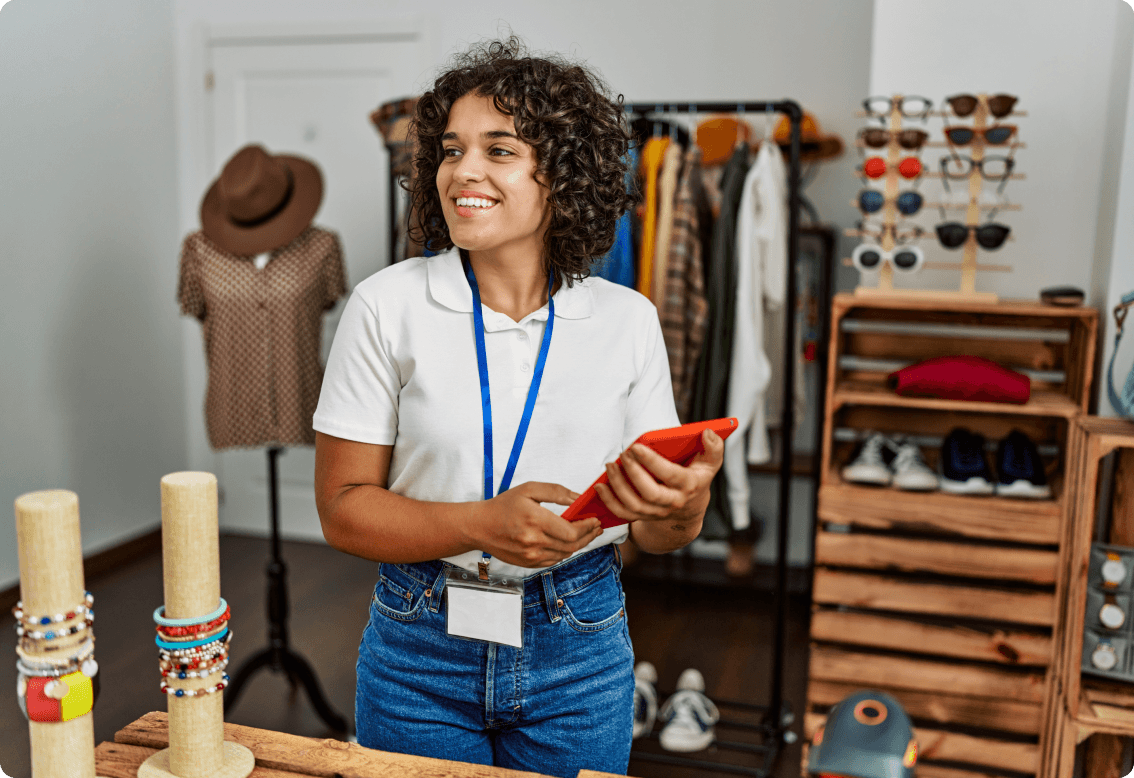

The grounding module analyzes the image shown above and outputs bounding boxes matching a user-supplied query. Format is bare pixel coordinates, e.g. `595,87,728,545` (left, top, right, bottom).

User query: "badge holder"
443,563,524,648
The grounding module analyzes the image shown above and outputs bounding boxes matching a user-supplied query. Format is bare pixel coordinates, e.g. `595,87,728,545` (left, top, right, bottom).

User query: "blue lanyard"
462,255,555,573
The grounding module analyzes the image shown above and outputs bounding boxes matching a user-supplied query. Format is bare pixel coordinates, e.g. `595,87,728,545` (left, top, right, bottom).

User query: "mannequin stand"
223,447,349,734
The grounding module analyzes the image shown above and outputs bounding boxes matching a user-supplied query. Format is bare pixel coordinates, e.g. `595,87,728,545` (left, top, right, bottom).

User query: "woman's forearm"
628,510,704,554
320,484,485,564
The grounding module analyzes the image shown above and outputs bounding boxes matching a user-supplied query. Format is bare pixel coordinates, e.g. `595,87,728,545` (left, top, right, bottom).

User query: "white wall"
0,0,183,590
868,0,1134,303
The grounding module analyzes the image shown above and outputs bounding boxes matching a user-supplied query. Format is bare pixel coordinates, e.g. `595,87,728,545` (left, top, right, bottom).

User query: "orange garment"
651,141,683,305
636,137,671,299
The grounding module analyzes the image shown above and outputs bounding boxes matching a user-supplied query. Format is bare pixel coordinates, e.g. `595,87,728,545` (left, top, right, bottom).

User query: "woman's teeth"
456,197,496,208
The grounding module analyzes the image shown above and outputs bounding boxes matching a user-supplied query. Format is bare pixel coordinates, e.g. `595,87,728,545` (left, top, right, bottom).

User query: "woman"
312,37,723,776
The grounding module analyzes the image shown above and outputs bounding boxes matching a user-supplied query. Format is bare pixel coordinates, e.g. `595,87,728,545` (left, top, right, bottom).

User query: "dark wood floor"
0,534,810,778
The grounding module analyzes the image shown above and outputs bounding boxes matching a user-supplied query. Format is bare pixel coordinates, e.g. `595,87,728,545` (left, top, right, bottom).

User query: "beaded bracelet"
160,674,230,697
155,606,230,638
17,616,94,641
155,619,228,645
17,655,98,680
162,658,228,681
155,627,229,652
160,647,228,671
16,637,95,668
157,633,231,661
153,598,227,628
13,592,94,627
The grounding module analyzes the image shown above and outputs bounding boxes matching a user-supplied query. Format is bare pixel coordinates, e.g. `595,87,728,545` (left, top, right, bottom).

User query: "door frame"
175,17,433,488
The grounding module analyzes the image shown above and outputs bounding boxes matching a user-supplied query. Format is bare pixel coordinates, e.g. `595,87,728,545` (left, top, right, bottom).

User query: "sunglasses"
946,93,1018,118
852,242,926,274
858,189,924,216
862,156,922,180
935,222,1011,250
856,220,926,244
863,95,933,120
943,125,1017,146
859,127,929,150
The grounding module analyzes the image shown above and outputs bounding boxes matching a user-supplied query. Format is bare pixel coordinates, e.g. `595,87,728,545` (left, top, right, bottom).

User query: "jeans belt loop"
427,565,448,613
540,571,561,623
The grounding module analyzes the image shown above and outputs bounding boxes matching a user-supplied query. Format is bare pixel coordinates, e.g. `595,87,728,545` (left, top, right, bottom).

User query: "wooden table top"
96,712,627,778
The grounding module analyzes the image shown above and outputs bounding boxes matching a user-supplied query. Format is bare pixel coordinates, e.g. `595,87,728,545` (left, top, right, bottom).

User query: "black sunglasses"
935,222,1011,250
863,95,933,121
944,125,1018,146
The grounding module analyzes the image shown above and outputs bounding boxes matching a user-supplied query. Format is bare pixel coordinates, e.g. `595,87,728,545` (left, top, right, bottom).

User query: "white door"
201,26,427,540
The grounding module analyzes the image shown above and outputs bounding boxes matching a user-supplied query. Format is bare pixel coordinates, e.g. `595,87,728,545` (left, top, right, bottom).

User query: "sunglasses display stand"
851,93,1016,304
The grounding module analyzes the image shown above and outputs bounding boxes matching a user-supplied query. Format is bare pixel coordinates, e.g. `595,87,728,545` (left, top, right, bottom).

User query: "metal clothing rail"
621,100,803,777
380,98,807,777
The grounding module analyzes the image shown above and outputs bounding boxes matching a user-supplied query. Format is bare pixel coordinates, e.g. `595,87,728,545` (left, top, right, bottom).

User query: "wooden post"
877,95,902,293
14,490,103,778
958,94,988,296
138,472,254,778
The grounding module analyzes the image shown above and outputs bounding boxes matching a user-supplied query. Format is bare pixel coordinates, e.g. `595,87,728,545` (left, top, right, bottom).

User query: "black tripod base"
225,646,349,734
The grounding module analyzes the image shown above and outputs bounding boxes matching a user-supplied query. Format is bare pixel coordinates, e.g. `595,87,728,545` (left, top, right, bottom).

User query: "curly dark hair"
407,37,634,287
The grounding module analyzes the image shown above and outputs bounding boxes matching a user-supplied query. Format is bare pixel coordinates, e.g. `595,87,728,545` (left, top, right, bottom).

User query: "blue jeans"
355,544,635,777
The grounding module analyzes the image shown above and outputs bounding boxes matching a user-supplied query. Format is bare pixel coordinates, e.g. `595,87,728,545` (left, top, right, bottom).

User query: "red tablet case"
561,417,738,529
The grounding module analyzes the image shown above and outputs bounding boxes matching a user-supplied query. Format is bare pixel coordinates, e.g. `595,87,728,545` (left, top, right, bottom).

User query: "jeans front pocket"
560,564,625,633
370,564,427,623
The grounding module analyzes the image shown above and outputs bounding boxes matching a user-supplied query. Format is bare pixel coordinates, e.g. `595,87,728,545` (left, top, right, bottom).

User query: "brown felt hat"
200,144,323,256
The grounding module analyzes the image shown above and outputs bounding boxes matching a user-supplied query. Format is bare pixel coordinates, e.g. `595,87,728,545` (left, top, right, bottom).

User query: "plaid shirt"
660,149,711,423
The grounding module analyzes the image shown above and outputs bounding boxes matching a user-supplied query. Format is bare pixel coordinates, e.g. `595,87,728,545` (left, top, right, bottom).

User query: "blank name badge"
444,568,523,648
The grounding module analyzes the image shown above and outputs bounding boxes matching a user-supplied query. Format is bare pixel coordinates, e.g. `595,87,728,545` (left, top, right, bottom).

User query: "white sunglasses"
852,242,925,274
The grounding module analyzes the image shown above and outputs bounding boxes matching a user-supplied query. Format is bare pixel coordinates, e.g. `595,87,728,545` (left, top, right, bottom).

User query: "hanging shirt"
636,137,671,299
650,141,684,305
722,140,787,531
177,226,348,450
593,147,639,288
659,147,711,423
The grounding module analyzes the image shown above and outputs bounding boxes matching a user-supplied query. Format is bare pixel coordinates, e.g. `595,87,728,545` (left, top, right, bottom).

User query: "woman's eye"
490,147,514,157
442,147,461,158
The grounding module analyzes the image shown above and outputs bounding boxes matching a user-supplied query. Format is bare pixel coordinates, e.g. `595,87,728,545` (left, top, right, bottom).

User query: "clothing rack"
380,99,812,777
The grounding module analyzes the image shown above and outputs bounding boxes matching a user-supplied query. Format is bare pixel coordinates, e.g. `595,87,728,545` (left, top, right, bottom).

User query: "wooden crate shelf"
804,295,1098,778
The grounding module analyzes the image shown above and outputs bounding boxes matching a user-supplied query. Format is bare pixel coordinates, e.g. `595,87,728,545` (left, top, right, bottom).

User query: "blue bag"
1108,290,1134,418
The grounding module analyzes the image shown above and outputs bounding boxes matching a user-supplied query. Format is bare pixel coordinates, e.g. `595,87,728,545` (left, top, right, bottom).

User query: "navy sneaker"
939,428,995,495
995,430,1051,499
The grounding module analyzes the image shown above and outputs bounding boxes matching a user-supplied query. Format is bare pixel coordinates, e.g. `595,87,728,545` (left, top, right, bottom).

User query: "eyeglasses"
943,125,1017,146
859,128,929,150
935,222,1012,250
861,156,922,179
946,93,1018,118
858,189,924,216
863,95,933,120
940,155,1015,193
852,242,926,274
856,220,925,244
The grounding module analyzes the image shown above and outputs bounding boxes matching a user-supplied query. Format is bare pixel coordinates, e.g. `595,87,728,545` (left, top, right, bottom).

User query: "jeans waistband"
383,544,621,613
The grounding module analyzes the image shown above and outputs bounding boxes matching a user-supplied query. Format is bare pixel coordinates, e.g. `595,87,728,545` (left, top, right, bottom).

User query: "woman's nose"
454,150,485,182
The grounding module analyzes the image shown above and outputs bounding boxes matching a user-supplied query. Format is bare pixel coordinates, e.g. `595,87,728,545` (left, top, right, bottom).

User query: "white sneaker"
632,661,658,739
658,668,720,753
841,432,895,486
890,438,938,491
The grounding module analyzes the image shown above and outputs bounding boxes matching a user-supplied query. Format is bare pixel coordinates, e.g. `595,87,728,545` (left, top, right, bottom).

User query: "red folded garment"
887,355,1031,404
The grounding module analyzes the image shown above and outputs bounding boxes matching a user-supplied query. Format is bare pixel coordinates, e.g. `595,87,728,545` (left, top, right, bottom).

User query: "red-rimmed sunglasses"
861,156,922,180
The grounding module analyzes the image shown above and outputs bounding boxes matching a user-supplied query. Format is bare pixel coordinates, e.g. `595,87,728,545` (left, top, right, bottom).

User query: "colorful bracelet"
16,637,95,668
153,598,227,628
157,637,231,662
13,592,94,627
160,674,230,697
155,606,230,637
162,658,228,680
17,666,99,722
17,616,94,641
160,647,228,671
156,621,228,648
155,627,229,652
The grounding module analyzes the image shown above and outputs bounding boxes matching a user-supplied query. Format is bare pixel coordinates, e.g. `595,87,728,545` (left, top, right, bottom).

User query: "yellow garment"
637,137,671,299
651,142,683,305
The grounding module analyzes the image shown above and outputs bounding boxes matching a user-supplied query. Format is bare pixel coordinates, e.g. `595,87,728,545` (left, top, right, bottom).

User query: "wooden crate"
806,294,1097,778
1042,416,1134,777
96,711,627,778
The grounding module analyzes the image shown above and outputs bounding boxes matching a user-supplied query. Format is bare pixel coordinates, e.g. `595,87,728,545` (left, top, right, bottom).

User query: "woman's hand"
594,429,725,552
469,482,604,569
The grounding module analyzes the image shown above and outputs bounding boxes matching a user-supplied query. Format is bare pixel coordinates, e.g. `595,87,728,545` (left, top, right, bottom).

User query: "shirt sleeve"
622,307,681,449
312,289,401,445
323,233,348,310
177,237,206,321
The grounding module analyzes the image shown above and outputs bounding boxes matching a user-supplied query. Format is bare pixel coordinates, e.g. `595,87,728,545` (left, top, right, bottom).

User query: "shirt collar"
426,247,594,320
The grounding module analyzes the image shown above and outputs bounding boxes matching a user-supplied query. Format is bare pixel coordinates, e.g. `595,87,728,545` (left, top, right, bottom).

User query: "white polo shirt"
312,247,680,579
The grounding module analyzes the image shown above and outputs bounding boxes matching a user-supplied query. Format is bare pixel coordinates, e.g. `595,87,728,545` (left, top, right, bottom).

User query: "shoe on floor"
939,428,994,495
841,432,896,486
633,661,658,739
996,430,1051,499
658,668,720,753
890,437,938,491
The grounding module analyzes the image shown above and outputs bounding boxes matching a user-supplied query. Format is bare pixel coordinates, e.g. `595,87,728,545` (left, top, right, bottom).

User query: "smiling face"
436,92,551,262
